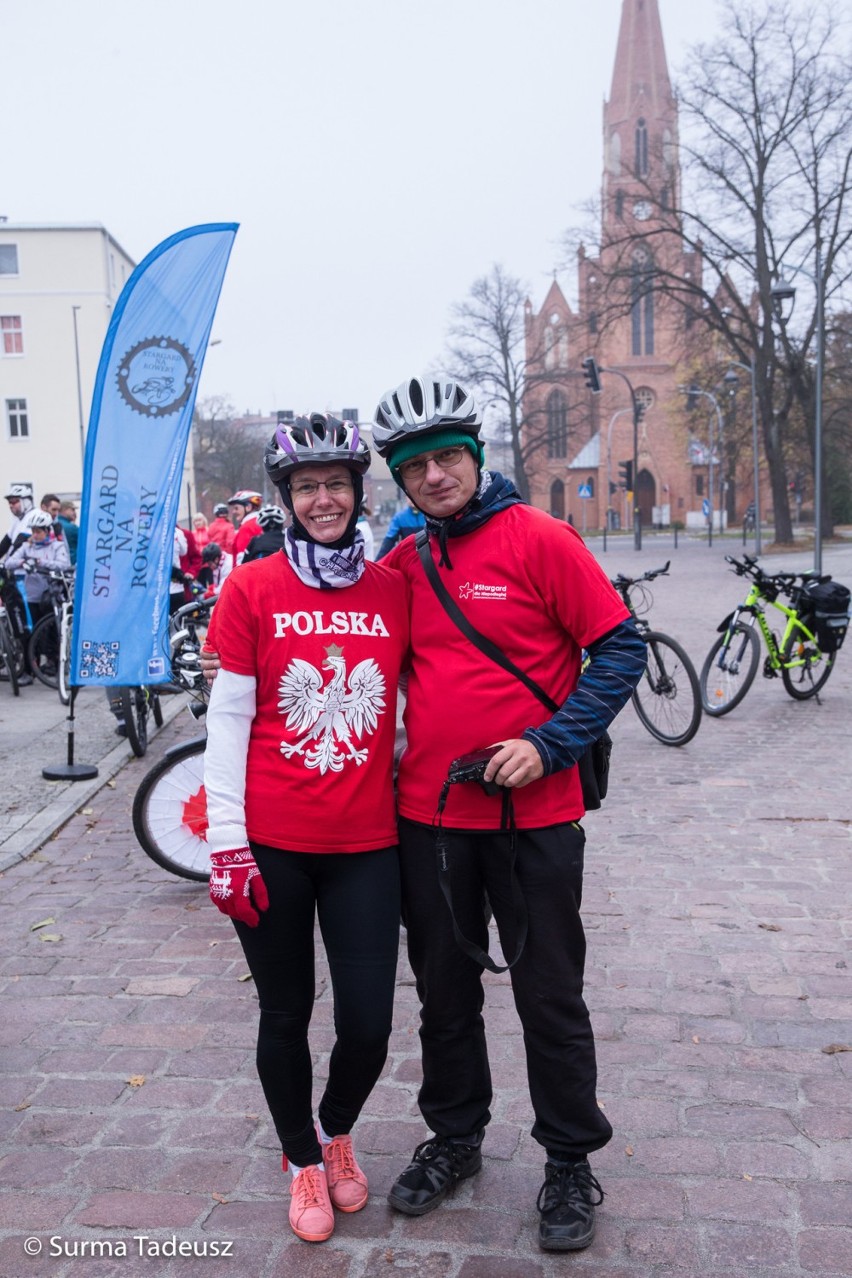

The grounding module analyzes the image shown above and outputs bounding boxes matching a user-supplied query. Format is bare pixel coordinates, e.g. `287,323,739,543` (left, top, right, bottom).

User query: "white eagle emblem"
277,643,386,774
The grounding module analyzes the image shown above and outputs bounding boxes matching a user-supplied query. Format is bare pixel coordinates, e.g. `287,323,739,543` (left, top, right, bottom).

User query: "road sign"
577,483,593,498
702,498,711,517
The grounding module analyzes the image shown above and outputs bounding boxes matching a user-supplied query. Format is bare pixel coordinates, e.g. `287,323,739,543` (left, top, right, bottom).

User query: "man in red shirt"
207,503,236,555
228,490,262,562
373,376,646,1254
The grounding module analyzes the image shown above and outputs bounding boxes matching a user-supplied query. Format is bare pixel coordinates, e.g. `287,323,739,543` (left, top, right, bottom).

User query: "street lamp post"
683,385,724,547
770,247,824,574
581,358,642,549
71,305,86,467
601,368,642,550
723,362,761,555
606,406,632,532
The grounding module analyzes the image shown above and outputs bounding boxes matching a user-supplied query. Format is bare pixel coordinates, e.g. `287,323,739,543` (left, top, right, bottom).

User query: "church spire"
602,0,678,220
607,0,673,123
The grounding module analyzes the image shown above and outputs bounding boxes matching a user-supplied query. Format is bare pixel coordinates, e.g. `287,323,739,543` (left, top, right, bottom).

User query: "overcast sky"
6,0,732,423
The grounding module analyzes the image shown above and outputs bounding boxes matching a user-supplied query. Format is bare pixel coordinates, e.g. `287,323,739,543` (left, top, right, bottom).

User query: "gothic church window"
635,118,649,177
547,390,568,458
609,131,621,176
630,249,655,356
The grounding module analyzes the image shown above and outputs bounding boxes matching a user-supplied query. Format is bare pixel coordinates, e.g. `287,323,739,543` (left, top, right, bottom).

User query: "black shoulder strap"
415,531,559,713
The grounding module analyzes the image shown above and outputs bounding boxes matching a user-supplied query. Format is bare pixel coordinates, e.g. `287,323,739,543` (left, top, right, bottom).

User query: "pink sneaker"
288,1164,334,1242
322,1133,369,1213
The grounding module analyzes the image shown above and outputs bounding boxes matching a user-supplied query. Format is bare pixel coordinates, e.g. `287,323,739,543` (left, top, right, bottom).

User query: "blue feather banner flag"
71,222,238,688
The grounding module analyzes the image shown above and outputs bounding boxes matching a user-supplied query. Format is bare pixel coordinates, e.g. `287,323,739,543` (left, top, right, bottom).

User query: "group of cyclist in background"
0,482,300,701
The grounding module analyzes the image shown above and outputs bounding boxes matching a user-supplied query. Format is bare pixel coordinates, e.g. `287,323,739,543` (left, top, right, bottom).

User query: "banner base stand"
42,763,100,782
42,687,99,783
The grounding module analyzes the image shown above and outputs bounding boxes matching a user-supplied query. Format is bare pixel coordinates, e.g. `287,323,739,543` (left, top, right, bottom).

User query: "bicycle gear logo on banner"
116,337,196,417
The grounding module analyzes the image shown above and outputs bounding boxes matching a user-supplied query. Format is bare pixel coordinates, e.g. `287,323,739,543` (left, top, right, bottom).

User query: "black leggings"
234,842,400,1169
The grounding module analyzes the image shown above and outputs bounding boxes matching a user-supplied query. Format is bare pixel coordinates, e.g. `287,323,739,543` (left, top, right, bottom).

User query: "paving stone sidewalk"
1,537,850,1277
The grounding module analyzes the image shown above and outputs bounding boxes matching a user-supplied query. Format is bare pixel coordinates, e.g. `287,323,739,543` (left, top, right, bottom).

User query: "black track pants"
398,817,612,1161
234,843,400,1168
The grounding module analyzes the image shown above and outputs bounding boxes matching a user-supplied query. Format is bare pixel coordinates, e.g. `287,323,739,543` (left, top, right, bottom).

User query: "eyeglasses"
290,478,353,499
398,446,467,482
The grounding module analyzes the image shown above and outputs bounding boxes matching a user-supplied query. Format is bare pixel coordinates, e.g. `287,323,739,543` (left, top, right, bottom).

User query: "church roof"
568,433,601,469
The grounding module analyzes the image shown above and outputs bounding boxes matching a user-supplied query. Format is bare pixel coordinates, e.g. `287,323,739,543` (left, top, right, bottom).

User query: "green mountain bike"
700,555,850,716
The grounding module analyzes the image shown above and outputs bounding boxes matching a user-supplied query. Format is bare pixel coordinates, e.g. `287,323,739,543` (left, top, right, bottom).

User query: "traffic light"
618,459,633,491
581,357,602,393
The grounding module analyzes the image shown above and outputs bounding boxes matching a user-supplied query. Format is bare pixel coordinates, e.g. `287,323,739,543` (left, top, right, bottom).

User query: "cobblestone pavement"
1,535,850,1278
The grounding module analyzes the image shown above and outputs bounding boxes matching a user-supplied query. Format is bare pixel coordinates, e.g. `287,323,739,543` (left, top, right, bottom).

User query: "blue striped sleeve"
522,617,646,774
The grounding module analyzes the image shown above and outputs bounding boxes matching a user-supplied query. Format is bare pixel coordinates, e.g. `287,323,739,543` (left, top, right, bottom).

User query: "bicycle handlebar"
724,554,831,601
611,560,670,590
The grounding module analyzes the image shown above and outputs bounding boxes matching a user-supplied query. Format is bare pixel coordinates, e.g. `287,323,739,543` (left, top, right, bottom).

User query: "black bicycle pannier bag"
803,580,851,653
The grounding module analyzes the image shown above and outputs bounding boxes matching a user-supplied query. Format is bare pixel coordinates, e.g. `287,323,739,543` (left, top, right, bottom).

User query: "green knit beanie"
388,428,485,487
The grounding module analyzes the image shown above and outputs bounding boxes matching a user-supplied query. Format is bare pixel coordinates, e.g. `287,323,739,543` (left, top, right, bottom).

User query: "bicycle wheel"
57,610,72,706
700,622,760,716
780,631,835,700
28,614,60,688
0,618,20,696
119,686,149,758
151,690,164,727
132,737,209,881
632,631,702,746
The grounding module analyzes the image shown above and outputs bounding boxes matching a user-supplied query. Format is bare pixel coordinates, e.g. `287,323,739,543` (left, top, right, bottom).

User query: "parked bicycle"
28,567,75,702
131,596,214,876
699,554,850,715
0,596,25,696
610,561,702,746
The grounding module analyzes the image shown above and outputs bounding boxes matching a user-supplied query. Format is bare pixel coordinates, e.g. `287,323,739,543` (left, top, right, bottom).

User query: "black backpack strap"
415,532,559,713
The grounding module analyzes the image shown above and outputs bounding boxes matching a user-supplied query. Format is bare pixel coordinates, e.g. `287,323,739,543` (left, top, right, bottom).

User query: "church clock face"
633,200,652,221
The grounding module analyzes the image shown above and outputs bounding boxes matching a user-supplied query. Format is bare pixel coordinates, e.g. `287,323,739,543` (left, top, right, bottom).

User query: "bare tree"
192,395,269,507
577,1,852,543
445,264,583,503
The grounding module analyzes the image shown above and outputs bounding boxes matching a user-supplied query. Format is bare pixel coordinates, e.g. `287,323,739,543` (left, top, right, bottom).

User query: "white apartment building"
0,222,194,519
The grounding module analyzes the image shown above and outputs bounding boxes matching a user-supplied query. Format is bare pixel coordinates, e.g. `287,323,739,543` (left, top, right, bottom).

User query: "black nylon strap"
415,530,559,711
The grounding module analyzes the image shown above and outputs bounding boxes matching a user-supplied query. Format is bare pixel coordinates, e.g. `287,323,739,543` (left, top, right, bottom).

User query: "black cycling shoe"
387,1132,484,1216
537,1158,604,1251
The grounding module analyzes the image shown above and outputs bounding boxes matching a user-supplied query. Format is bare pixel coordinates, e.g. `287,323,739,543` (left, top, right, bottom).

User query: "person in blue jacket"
376,498,425,559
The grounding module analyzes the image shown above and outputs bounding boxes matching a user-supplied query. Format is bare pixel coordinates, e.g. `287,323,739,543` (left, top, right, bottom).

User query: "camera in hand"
447,745,503,796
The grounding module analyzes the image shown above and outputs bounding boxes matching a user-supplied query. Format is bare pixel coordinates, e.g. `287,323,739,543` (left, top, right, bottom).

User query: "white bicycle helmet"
213,502,229,517
257,504,286,531
5,484,32,500
226,489,262,510
28,510,54,529
264,414,370,485
372,376,482,458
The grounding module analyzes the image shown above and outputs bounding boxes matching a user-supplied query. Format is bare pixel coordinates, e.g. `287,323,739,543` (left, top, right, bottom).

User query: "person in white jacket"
4,510,71,621
5,511,71,679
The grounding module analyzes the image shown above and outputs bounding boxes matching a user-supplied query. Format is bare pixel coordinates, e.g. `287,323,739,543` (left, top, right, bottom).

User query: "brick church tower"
523,0,710,531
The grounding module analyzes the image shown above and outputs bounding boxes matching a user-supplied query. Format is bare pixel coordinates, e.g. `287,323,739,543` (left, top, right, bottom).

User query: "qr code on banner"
79,640,120,680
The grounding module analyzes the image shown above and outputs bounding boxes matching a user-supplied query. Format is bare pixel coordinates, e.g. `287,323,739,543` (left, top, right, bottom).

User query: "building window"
1,316,23,355
585,476,595,497
550,479,565,520
635,118,649,177
695,474,704,497
631,249,655,356
0,244,19,275
636,387,655,416
615,189,624,219
547,390,568,459
6,399,29,439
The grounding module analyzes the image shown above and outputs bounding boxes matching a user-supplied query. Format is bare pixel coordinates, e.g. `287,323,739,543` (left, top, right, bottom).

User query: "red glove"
209,848,270,927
